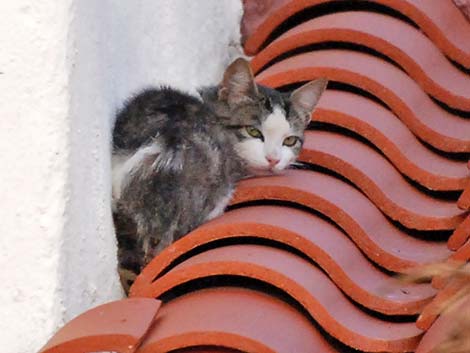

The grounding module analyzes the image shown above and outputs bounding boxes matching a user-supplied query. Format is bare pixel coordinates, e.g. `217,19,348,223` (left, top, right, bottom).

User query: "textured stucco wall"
0,1,242,352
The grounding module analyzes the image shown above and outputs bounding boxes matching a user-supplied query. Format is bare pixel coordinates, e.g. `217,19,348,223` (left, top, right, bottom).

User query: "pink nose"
267,157,280,167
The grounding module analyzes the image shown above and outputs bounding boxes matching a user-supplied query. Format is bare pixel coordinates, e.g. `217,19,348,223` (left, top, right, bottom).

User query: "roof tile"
38,298,160,353
251,11,470,110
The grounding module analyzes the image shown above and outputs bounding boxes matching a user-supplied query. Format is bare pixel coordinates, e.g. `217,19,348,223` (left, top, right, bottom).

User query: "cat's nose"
267,157,280,167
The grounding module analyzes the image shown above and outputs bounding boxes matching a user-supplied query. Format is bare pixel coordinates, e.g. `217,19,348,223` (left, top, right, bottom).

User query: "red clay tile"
454,0,470,21
301,130,466,230
242,0,470,68
448,215,470,250
137,287,339,353
450,237,470,263
415,301,465,353
431,277,449,291
457,185,470,210
391,0,470,68
313,90,469,192
38,298,161,353
241,0,292,54
416,276,468,331
256,50,470,153
457,161,470,211
228,170,450,272
430,260,467,292
132,206,435,316
137,245,423,352
251,11,470,110
172,349,243,353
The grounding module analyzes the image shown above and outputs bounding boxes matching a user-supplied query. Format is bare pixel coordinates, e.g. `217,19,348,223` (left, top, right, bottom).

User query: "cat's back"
113,87,215,151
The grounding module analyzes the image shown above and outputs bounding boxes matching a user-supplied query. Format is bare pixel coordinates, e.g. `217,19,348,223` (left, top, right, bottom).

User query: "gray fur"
112,58,327,292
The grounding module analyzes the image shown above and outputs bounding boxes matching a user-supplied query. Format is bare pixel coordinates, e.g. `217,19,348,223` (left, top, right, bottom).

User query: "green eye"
283,136,299,147
246,126,263,139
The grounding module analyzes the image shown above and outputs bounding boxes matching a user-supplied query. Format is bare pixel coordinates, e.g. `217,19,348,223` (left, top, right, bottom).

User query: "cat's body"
112,87,246,279
112,58,327,292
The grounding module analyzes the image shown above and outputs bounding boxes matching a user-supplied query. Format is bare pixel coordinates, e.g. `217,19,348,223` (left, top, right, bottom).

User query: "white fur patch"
112,144,161,201
235,105,296,174
206,188,234,221
262,106,291,161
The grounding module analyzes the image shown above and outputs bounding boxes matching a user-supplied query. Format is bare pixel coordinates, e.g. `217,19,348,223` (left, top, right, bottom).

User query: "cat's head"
217,58,327,176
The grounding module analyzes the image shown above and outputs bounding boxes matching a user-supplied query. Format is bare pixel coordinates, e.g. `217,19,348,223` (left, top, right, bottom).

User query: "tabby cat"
112,58,327,292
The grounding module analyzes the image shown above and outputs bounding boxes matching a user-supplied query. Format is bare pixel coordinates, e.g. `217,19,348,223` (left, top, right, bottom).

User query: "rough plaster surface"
0,1,242,352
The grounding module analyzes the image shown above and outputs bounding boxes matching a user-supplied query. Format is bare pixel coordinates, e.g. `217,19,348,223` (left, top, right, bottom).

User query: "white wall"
0,1,242,352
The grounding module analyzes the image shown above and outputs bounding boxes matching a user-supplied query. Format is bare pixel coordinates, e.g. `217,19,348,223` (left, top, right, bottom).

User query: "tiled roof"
241,0,470,68
40,1,470,352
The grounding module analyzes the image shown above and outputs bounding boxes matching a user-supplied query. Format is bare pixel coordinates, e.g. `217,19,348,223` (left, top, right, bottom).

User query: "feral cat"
112,58,327,292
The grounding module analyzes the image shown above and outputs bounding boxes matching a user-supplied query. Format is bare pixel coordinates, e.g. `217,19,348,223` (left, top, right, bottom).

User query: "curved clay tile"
455,0,470,21
138,244,423,352
137,287,339,353
313,90,469,192
251,11,470,110
448,215,470,250
300,130,466,230
242,0,470,68
256,50,470,153
227,170,450,272
385,0,470,68
172,349,243,353
173,349,243,353
131,207,435,315
457,162,470,210
38,298,161,353
415,297,470,353
451,238,470,263
457,185,470,210
416,276,468,330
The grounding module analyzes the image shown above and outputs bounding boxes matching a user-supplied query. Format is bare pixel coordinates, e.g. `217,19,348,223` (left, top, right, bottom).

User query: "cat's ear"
218,58,258,106
290,78,328,126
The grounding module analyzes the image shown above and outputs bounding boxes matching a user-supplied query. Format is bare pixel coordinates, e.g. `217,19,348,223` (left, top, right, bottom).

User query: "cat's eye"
246,126,263,139
283,136,299,147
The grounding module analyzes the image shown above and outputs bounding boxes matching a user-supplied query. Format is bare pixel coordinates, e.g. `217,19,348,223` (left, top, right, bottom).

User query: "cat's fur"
112,58,327,292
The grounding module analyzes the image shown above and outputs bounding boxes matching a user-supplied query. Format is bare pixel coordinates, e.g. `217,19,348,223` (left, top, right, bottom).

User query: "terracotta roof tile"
457,184,470,210
415,297,470,353
132,206,435,316
135,244,423,352
142,244,421,352
231,170,451,271
38,298,161,353
416,276,468,331
171,349,243,353
242,0,470,68
313,90,469,192
301,130,466,230
171,348,243,353
251,11,470,110
448,215,470,250
451,237,470,263
454,0,470,21
137,287,339,353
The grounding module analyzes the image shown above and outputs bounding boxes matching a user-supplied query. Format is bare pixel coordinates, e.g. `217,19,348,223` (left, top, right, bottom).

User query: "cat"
112,58,327,292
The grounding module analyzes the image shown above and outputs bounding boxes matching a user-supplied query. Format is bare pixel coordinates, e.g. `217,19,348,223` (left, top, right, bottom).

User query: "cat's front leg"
205,187,235,221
